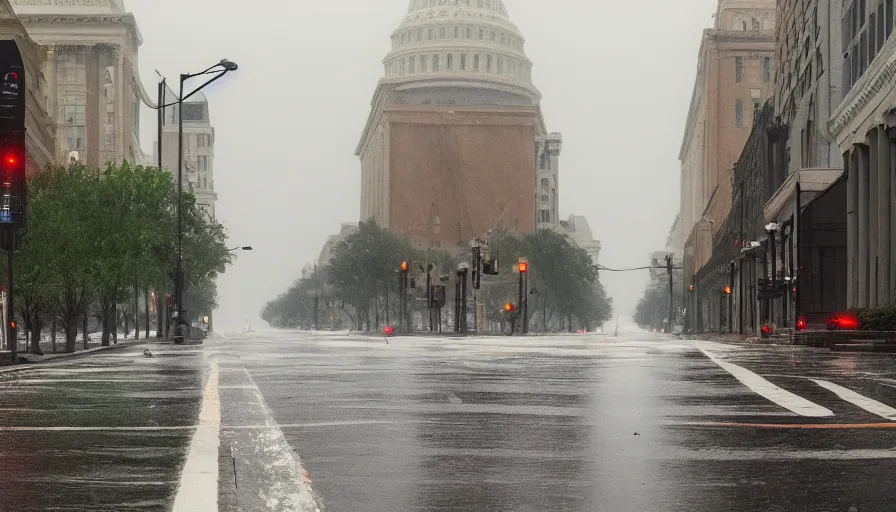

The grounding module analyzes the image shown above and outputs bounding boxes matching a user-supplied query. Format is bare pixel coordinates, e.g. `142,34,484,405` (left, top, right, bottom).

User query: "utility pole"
425,263,433,332
666,254,674,333
729,261,735,334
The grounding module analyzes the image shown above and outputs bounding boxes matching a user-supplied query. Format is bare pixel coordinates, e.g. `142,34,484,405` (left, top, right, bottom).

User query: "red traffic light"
400,261,409,272
517,262,528,273
504,302,515,313
723,286,732,295
797,316,807,332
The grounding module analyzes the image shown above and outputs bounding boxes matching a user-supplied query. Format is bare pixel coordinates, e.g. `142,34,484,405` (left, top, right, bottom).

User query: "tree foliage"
634,269,683,331
263,225,613,333
12,162,231,352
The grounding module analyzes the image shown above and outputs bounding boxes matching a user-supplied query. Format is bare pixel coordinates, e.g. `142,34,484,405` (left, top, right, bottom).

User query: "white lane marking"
699,348,834,417
172,360,220,512
811,379,896,420
239,367,322,512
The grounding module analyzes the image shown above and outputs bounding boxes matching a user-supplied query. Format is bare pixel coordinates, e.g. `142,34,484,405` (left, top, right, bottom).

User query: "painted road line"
172,360,220,512
675,421,896,429
234,367,323,512
699,348,834,418
811,379,896,421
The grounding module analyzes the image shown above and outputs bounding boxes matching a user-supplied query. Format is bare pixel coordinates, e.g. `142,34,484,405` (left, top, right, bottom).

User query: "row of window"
410,0,508,16
734,56,773,84
393,24,523,52
843,0,895,90
386,52,531,79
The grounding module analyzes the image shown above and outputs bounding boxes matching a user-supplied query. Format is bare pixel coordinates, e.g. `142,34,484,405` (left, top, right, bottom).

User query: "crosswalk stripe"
699,348,834,417
810,379,896,421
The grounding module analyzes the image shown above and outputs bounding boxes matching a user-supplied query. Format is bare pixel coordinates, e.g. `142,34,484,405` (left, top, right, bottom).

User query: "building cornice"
17,12,141,45
829,37,896,145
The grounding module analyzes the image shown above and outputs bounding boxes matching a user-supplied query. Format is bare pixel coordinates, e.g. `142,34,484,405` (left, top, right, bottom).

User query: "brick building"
356,0,555,252
679,0,776,301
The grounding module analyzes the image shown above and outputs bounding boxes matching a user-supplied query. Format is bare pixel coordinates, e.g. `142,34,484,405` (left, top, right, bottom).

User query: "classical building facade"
0,0,55,173
679,0,776,296
830,0,896,309
10,0,149,169
357,0,556,251
154,85,218,218
759,0,847,328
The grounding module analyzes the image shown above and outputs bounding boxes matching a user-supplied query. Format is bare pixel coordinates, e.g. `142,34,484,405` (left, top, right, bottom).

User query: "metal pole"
313,296,319,331
7,232,14,362
461,268,468,333
667,255,674,333
426,267,432,332
397,272,404,333
518,270,523,335
157,78,164,340
729,262,735,334
795,181,802,327
174,75,185,342
770,229,777,325
454,276,461,333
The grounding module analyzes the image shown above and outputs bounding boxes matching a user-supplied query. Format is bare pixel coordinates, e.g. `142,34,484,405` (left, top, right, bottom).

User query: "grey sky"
131,0,719,329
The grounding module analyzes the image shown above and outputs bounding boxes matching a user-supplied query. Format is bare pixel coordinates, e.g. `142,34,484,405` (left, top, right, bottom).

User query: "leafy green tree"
634,270,682,331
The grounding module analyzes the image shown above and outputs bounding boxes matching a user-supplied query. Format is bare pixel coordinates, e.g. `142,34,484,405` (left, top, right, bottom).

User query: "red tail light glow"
827,312,860,331
797,316,807,331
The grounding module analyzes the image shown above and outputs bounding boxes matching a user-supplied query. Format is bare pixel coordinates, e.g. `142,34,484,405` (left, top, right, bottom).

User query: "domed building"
357,0,562,251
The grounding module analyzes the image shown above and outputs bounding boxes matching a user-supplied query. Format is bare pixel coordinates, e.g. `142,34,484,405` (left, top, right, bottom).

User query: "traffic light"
723,286,732,295
504,302,515,313
517,262,528,274
0,41,26,228
482,257,499,276
400,261,409,272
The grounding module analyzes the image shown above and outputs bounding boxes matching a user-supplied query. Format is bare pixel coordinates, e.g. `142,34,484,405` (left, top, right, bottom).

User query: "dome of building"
381,0,539,102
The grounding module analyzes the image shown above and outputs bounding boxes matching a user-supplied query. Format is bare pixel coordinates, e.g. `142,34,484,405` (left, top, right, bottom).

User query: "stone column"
846,149,855,307
857,144,870,308
869,130,880,306
114,44,124,165
85,46,100,170
878,125,892,304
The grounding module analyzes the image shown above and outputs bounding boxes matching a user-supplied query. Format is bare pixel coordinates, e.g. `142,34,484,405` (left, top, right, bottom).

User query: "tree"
13,162,232,352
634,269,682,331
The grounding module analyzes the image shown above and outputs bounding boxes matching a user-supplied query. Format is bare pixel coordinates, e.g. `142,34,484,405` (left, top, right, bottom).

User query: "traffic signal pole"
7,234,14,362
666,255,674,333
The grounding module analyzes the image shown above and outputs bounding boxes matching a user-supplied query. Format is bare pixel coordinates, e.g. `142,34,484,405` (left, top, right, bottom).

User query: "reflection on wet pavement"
0,343,205,512
216,331,896,512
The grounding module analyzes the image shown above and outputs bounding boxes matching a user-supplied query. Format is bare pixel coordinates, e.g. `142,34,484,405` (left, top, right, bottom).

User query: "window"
763,57,771,82
497,57,504,73
399,59,406,74
409,57,415,73
466,27,472,38
501,33,506,44
420,55,427,72
197,134,209,147
66,125,85,150
486,54,492,72
735,99,744,128
538,210,551,224
479,28,484,39
541,178,549,188
888,0,894,38
439,27,445,38
460,53,466,70
742,20,747,31
454,27,459,38
106,112,114,124
474,54,480,70
182,103,204,121
753,99,761,120
735,57,743,83
447,53,453,71
432,54,440,71
490,31,496,41
198,155,208,172
870,13,877,53
427,29,433,40
541,194,550,203
752,18,760,30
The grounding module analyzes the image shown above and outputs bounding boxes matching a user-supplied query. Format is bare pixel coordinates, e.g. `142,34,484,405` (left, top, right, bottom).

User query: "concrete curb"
13,339,151,365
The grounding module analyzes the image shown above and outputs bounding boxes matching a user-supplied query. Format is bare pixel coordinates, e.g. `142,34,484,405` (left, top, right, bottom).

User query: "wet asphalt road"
216,331,896,512
0,342,206,511
3,332,896,511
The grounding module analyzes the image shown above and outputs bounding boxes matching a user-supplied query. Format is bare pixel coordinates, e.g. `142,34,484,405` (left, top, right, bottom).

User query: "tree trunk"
64,312,77,354
29,315,44,355
134,285,139,340
51,316,57,354
124,302,129,339
145,289,150,338
82,311,88,348
101,299,112,347
112,302,118,344
156,293,164,338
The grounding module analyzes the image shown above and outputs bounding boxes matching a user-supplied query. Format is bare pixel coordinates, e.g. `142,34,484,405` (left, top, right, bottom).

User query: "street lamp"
228,246,253,252
173,59,239,343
